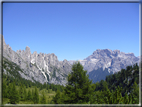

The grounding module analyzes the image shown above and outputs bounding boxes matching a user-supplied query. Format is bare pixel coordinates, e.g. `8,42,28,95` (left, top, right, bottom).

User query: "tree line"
2,56,140,104
52,62,140,104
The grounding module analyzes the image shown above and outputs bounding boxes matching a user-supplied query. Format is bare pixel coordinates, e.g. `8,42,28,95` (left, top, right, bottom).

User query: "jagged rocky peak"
63,59,68,62
112,50,120,56
3,38,12,52
93,49,116,55
16,49,21,53
3,37,6,47
47,53,59,66
51,53,58,59
113,49,120,53
2,35,139,85
88,49,111,59
32,51,38,57
126,52,135,56
2,37,72,85
92,49,136,58
79,49,140,74
25,46,31,55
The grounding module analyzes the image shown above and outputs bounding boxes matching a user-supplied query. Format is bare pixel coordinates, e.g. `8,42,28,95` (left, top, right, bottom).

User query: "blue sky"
3,3,139,61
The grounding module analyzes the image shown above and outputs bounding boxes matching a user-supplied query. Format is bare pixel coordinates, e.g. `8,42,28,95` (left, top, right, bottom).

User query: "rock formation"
3,38,72,85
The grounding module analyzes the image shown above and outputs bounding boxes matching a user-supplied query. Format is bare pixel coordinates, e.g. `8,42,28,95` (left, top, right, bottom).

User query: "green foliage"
2,78,7,98
19,84,25,101
33,87,39,104
105,64,139,97
40,91,46,104
48,89,52,93
3,56,65,93
131,81,139,104
23,86,27,101
113,86,123,104
124,92,129,104
2,56,140,104
27,89,32,101
7,83,12,99
53,62,95,104
9,82,19,104
52,90,62,104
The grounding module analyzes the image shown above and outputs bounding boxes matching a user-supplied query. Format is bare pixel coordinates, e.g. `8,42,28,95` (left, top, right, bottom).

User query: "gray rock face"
2,36,140,85
69,49,140,74
3,38,72,85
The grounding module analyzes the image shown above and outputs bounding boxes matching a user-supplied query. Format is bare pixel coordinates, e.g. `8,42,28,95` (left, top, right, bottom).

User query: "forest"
2,59,140,105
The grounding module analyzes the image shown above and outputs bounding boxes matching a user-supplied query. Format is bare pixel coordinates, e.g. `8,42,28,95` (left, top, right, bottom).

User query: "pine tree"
23,86,27,101
131,81,139,104
113,86,123,104
2,78,7,98
40,91,46,104
124,92,129,104
9,82,19,104
32,89,34,100
33,87,39,104
104,88,113,104
19,84,25,101
43,83,47,89
110,90,115,104
59,62,95,104
52,90,62,104
7,83,12,98
47,84,49,90
48,89,52,93
129,93,132,104
27,89,32,101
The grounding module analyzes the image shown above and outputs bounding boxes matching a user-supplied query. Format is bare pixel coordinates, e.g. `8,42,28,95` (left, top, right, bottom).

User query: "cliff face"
2,37,140,85
3,38,72,85
69,49,139,74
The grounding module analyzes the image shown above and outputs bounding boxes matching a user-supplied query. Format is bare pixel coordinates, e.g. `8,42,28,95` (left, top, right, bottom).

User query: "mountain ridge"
2,37,140,85
69,49,139,74
3,38,72,85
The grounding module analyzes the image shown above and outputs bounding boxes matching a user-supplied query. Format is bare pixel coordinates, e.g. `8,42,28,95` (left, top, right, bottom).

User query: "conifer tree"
52,90,62,104
43,83,47,89
2,78,7,98
94,90,104,104
27,89,32,101
9,82,19,104
104,88,112,104
23,86,27,101
58,62,95,104
7,83,12,98
110,90,114,104
32,88,34,100
19,84,24,101
129,93,132,104
47,84,49,90
131,81,139,104
40,91,46,104
33,87,39,104
113,86,123,104
124,92,129,104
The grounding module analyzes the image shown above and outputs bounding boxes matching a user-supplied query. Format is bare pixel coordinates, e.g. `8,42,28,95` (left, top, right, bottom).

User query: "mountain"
69,49,139,73
3,38,72,85
69,49,139,83
2,37,140,85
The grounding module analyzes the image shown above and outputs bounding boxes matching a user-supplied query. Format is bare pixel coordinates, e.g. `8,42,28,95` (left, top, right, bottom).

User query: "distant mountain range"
69,49,139,73
2,38,140,85
69,49,139,82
